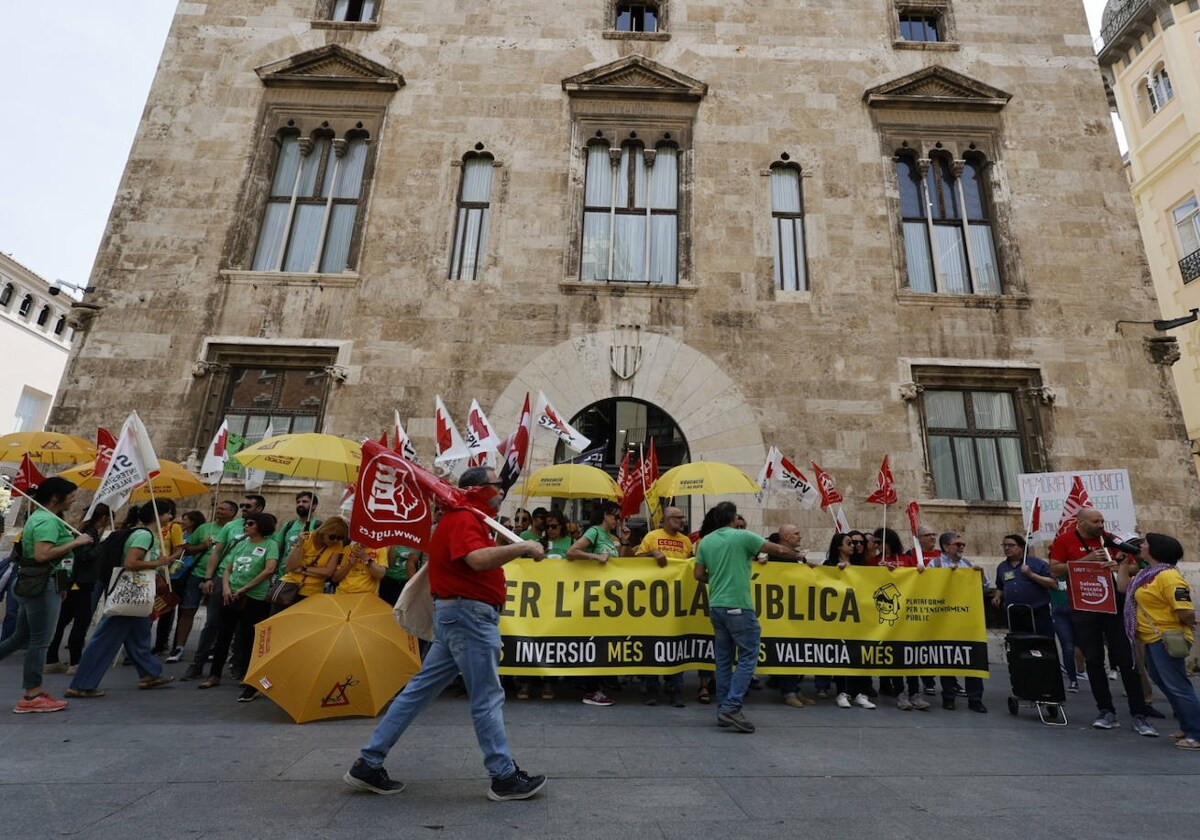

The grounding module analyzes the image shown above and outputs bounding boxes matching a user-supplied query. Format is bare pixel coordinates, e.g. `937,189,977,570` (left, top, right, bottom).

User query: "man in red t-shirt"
1048,507,1156,733
346,467,549,801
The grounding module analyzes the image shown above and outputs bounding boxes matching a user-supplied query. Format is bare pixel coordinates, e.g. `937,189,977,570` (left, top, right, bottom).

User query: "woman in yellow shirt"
332,543,387,595
1123,533,1200,750
274,516,348,611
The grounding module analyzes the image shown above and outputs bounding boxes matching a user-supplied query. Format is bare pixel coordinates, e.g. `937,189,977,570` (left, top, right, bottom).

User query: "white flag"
434,396,470,478
393,410,420,464
834,506,851,534
200,420,230,477
775,452,822,510
534,391,590,453
85,411,160,518
754,446,780,505
464,399,501,466
243,422,273,491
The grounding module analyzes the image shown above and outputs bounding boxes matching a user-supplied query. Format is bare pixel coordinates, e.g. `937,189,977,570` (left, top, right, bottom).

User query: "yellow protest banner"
499,558,988,678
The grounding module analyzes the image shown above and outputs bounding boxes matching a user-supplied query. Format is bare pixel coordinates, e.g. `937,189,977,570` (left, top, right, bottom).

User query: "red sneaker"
13,693,69,714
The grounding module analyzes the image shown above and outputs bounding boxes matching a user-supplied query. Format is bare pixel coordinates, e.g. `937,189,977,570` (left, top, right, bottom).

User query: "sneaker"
13,693,68,714
487,765,547,801
343,758,405,795
953,684,968,696
43,663,68,674
582,691,614,707
853,693,876,710
910,695,931,711
1067,681,1079,693
66,665,77,676
816,689,830,699
166,647,185,664
716,710,756,733
1092,711,1120,730
783,693,806,709
836,692,852,709
1108,669,1119,681
923,685,938,696
896,692,913,711
236,687,259,703
1132,715,1160,737
798,694,817,706
1077,670,1089,682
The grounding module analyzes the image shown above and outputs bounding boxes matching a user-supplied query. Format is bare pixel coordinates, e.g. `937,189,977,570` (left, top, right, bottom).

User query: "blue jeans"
709,607,761,715
360,598,515,779
0,576,61,690
1144,640,1200,740
1051,605,1076,682
69,615,161,691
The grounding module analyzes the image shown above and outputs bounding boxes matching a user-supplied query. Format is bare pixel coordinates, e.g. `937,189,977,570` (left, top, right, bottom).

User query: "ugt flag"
864,455,898,506
1055,476,1091,537
810,461,844,509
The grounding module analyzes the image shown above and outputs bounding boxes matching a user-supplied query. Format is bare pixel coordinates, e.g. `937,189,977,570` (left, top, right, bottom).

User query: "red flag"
11,453,45,495
644,438,660,485
1028,496,1041,536
497,393,532,492
865,455,898,505
351,440,498,550
1055,476,1090,537
905,501,921,538
95,427,117,476
810,462,843,509
379,432,388,448
619,449,645,518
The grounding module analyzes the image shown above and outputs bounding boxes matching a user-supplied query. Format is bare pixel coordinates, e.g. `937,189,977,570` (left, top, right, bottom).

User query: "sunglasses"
850,540,865,546
548,523,562,529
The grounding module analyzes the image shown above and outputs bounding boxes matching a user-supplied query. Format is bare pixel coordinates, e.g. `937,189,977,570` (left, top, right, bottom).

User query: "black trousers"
1071,608,1150,716
209,598,271,680
47,584,96,665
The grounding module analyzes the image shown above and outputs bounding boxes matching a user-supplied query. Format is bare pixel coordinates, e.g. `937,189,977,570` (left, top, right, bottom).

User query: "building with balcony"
1097,0,1200,474
0,253,74,435
48,0,1200,548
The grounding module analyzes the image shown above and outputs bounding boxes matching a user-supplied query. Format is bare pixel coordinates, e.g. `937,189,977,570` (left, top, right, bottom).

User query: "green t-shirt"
581,525,619,559
520,528,540,541
544,535,572,558
124,527,158,566
22,508,75,573
227,538,279,601
215,517,247,575
274,518,320,559
695,527,767,610
385,546,411,581
188,522,220,579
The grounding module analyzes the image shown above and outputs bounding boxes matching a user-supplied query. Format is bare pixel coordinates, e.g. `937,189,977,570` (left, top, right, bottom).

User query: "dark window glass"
897,157,924,219
899,13,940,42
616,4,658,32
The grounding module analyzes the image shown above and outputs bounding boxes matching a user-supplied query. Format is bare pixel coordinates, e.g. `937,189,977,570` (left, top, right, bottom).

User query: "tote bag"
102,567,155,618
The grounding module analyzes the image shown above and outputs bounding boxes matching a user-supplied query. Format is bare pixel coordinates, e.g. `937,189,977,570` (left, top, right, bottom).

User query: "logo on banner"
873,582,903,625
1067,562,1117,613
364,456,429,525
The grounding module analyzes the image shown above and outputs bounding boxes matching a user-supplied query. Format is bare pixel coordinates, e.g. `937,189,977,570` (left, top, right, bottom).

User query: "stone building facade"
52,0,1200,551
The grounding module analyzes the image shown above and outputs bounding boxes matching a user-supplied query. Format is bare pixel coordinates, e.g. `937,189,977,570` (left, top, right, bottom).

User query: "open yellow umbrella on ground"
233,433,362,483
0,431,96,465
60,459,209,501
245,593,422,724
516,463,622,500
647,461,760,498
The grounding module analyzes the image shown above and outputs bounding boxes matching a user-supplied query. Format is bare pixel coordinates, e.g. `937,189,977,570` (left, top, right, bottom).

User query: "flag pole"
144,477,167,559
210,471,224,522
518,411,535,517
638,441,650,522
0,477,84,537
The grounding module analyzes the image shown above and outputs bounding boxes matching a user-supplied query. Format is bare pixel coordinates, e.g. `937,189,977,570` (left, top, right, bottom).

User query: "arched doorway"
552,397,689,474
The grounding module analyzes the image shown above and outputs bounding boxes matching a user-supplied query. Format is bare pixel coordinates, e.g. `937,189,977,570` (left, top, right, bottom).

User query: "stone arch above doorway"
492,329,766,479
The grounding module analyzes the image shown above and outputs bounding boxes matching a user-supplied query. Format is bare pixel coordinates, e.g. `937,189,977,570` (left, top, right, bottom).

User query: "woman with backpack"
0,477,94,714
44,504,112,675
65,502,175,698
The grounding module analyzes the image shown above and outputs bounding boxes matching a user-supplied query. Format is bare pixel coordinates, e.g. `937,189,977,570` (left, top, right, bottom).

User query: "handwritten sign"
1018,469,1136,543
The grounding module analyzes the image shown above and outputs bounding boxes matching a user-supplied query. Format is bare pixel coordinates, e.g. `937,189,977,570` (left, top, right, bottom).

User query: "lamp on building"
1152,308,1200,332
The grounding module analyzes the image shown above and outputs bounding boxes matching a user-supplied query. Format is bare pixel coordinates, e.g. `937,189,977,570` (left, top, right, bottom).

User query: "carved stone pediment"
255,44,404,90
562,54,708,102
864,66,1011,112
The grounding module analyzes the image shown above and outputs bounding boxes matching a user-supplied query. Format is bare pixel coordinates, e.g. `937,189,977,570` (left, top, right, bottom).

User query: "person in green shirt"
541,510,573,559
66,501,174,698
0,477,93,713
566,502,623,565
201,511,279,701
378,544,420,606
274,490,321,561
169,500,236,663
694,501,799,733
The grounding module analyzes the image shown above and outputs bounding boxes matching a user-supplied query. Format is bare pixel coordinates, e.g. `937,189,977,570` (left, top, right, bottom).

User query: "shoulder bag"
1139,603,1192,658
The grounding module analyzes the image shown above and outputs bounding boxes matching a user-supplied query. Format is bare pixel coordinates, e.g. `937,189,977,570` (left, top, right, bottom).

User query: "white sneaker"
854,693,877,709
836,692,852,708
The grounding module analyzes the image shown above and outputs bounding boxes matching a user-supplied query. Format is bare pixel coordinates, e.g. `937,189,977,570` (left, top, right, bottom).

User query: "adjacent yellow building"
1098,0,1200,472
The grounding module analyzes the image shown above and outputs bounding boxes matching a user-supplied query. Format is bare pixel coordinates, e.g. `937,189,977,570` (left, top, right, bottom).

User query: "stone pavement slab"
1,656,1199,839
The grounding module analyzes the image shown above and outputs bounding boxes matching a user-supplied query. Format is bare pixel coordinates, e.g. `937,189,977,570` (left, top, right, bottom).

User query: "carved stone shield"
610,325,643,380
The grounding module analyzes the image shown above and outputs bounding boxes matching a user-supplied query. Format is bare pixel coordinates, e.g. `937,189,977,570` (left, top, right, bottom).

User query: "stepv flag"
810,461,844,509
86,411,161,518
534,391,590,453
497,393,532,493
1055,476,1090,538
434,396,470,479
392,410,421,463
11,453,45,496
776,453,821,509
865,455,898,505
95,427,117,477
465,399,501,467
199,420,230,478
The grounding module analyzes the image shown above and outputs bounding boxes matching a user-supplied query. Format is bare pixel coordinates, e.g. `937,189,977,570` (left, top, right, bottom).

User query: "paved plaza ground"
2,643,1198,840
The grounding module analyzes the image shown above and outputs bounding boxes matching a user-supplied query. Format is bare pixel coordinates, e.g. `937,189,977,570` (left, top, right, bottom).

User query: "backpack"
93,527,149,584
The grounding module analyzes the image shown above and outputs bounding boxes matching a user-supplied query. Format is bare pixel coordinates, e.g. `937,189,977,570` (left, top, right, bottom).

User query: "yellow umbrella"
0,431,96,465
60,459,209,501
647,461,760,498
516,463,623,500
244,593,422,724
233,433,362,482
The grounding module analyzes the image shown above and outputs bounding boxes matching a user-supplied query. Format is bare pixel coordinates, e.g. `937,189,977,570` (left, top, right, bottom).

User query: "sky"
0,1,1114,290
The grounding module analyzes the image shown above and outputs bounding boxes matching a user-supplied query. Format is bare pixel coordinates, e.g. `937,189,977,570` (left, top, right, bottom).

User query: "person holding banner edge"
345,466,549,801
1048,507,1157,734
694,501,801,733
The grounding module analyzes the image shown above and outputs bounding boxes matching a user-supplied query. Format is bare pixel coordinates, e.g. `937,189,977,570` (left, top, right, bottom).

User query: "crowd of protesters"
0,480,1195,752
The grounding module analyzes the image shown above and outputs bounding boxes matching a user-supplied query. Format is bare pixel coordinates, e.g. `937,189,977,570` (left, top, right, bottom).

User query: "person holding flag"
345,465,548,802
0,477,93,714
